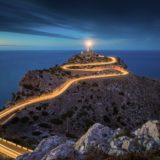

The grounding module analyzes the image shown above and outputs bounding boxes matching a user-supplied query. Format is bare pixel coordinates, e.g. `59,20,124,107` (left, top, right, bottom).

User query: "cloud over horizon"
0,0,160,50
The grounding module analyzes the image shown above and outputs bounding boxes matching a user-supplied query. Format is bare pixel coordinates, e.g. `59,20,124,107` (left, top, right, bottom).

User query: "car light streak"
0,56,129,159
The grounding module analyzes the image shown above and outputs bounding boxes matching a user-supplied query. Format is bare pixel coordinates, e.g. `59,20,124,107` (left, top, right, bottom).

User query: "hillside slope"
1,51,160,149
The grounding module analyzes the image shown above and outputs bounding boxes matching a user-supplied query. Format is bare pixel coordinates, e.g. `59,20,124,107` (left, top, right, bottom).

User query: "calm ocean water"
0,50,160,107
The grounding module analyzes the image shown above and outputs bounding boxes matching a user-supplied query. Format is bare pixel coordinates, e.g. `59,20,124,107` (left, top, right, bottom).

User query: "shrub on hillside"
38,123,52,129
20,116,29,123
50,118,63,125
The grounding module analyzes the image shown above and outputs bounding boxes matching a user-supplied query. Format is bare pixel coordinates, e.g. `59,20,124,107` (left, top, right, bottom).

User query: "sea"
0,50,160,108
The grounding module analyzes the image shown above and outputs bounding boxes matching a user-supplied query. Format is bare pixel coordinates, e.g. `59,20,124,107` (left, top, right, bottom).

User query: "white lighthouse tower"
85,40,93,52
81,39,95,55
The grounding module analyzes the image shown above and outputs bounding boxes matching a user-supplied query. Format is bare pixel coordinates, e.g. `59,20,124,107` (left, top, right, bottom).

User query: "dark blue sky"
0,0,160,50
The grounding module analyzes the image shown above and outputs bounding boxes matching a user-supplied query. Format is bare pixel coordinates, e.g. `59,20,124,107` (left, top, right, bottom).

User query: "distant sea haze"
0,50,160,108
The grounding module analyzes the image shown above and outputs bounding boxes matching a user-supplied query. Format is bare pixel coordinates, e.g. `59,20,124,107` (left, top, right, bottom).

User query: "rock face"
41,141,83,160
17,136,67,160
134,120,160,151
134,120,160,143
17,136,83,160
17,120,160,160
75,120,160,156
75,123,114,154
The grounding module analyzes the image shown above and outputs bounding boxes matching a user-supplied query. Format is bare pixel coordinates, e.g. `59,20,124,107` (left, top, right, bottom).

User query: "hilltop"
7,51,126,104
0,51,160,158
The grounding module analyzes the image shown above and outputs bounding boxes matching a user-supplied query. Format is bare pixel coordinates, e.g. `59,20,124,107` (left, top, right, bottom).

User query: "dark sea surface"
0,50,160,108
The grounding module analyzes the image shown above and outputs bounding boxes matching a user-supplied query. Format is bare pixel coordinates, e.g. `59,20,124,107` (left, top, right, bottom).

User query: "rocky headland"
0,51,160,159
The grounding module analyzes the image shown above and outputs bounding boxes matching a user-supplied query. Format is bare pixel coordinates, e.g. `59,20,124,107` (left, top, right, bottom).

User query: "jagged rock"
36,135,66,152
134,120,160,143
75,123,114,154
75,121,160,157
17,136,66,160
42,141,83,160
75,124,138,156
133,120,160,151
121,137,135,151
17,137,83,160
109,136,140,156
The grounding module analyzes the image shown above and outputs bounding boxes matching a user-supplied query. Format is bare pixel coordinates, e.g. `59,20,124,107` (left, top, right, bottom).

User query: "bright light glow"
85,39,93,50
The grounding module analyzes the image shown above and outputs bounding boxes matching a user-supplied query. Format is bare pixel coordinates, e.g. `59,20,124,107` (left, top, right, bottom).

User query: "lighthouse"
85,40,93,51
80,39,96,56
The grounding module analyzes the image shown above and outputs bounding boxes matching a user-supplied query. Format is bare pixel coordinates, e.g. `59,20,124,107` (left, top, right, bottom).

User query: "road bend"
0,56,129,159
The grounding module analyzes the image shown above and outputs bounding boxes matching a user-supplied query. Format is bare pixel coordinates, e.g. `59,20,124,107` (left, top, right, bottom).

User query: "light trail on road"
0,138,32,159
0,56,129,159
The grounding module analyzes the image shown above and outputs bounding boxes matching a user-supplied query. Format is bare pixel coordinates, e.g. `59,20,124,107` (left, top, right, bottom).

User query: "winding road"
0,56,129,159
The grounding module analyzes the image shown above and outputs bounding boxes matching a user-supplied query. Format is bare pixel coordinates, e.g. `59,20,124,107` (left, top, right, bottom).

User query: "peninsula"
0,51,160,160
